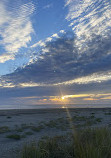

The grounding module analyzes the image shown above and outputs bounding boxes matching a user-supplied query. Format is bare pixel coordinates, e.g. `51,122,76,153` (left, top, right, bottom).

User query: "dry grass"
21,128,111,158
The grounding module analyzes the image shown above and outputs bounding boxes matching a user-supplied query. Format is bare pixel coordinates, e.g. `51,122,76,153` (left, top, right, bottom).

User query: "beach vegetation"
31,125,45,132
91,112,95,115
16,128,24,132
104,112,111,115
6,134,21,140
25,131,33,135
21,128,111,158
0,126,10,134
95,118,102,122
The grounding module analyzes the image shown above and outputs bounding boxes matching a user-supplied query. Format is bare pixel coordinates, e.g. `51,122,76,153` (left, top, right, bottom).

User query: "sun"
61,96,65,100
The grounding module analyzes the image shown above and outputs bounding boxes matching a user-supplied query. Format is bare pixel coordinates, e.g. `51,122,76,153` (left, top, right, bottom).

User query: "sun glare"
61,96,65,100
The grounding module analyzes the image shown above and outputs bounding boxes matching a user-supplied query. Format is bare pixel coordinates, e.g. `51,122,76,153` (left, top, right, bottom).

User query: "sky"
0,0,111,108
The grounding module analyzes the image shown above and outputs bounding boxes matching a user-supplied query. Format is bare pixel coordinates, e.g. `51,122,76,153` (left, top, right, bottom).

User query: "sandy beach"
0,108,111,158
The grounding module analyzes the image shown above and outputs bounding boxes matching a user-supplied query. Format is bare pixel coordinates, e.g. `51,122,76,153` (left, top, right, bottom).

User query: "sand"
0,108,111,158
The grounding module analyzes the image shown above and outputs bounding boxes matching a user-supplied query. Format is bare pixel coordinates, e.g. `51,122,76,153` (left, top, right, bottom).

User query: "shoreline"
0,107,111,115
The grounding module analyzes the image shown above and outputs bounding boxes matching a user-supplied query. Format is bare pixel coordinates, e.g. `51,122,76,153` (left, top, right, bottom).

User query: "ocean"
0,104,110,110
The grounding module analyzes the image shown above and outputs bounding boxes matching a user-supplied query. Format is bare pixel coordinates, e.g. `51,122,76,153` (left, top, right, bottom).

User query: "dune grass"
104,112,111,115
5,115,103,140
25,132,33,135
6,134,21,140
21,128,111,158
6,133,26,140
0,126,10,134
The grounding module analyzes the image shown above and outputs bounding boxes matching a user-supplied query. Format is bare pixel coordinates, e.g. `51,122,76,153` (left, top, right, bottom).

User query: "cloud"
1,30,111,89
43,4,53,9
1,70,111,88
54,71,111,86
51,33,59,38
65,0,111,53
101,96,111,100
60,30,66,34
0,0,35,62
45,37,53,42
31,40,46,48
31,31,62,49
1,85,111,106
61,94,92,99
0,53,15,63
83,98,99,101
45,33,60,42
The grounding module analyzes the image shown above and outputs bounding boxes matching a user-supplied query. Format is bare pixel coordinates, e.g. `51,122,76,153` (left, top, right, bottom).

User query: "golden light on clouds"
61,94,92,99
42,99,47,101
49,95,68,103
83,98,99,101
48,93,111,104
101,96,111,100
49,98,62,102
17,93,111,105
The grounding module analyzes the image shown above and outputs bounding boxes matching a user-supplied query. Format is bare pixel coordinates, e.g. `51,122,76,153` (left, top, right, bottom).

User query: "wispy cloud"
0,0,35,62
65,0,111,52
0,53,14,63
54,71,111,86
51,33,59,38
31,31,63,49
59,30,66,34
43,3,53,9
31,40,46,48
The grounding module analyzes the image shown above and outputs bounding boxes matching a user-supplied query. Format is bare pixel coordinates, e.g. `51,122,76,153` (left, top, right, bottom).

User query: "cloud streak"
65,0,111,53
0,53,15,63
0,0,35,62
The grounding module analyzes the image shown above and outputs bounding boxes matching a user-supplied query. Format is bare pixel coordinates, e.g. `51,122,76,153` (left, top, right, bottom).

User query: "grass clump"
21,124,30,129
44,118,69,130
45,120,57,128
6,134,21,140
0,126,10,134
31,125,44,132
25,132,33,135
16,128,24,132
21,128,111,158
105,112,111,115
21,142,46,158
95,118,102,122
91,112,95,115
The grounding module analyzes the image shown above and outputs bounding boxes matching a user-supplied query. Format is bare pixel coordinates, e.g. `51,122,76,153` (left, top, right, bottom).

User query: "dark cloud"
0,86,60,98
1,31,111,87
